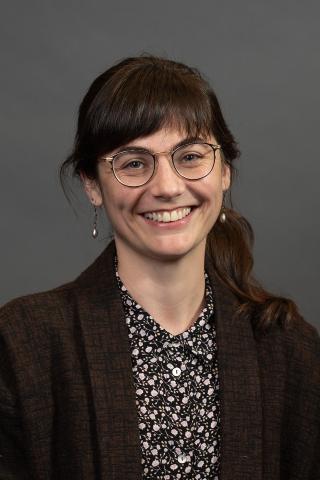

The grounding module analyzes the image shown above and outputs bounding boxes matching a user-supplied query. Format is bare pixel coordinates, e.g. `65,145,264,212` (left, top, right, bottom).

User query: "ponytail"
206,208,302,333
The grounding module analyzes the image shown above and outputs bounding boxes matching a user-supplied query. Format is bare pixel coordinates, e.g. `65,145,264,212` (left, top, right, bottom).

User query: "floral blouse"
116,266,221,479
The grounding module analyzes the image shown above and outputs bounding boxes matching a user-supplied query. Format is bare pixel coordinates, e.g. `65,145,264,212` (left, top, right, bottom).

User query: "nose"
149,154,185,199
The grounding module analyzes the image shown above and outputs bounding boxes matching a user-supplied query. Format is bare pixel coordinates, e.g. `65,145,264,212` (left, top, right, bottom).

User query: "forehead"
118,125,215,152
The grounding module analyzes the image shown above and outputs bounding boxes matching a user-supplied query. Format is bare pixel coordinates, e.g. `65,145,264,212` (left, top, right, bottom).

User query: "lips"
143,207,192,223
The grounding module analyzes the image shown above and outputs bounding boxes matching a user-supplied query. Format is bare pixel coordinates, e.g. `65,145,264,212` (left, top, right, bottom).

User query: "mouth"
142,207,193,223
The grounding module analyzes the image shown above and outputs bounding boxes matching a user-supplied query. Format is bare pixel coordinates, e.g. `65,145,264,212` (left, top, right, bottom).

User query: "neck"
115,240,206,336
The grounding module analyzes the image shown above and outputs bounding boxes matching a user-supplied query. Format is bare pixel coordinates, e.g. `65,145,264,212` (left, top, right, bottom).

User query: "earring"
219,210,226,223
92,206,98,238
219,193,227,223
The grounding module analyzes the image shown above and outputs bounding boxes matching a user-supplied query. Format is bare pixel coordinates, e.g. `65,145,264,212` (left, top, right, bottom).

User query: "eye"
176,151,203,166
181,153,202,162
114,151,153,171
124,160,145,169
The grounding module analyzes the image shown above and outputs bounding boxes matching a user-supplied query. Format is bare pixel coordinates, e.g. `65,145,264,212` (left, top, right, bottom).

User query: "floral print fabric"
116,267,221,479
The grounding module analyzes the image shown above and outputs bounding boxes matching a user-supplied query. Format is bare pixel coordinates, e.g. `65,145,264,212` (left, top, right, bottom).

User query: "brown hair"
61,55,302,333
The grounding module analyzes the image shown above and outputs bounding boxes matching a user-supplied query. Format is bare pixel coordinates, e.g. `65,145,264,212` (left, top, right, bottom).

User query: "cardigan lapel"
206,263,263,480
74,242,263,479
74,243,142,479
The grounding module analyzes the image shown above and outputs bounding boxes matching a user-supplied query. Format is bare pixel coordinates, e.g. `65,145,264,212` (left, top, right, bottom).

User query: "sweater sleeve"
283,318,320,479
0,300,31,479
309,331,320,480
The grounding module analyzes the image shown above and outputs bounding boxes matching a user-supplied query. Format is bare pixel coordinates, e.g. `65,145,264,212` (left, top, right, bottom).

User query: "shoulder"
256,314,320,386
0,242,117,343
284,315,320,355
0,281,77,341
0,281,76,315
0,283,81,404
283,316,320,380
258,314,319,356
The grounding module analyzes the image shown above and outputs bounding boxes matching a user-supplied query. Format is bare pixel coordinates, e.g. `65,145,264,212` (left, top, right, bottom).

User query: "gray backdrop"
1,1,319,332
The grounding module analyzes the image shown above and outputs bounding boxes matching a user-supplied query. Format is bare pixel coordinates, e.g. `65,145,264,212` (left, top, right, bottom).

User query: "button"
178,453,187,464
172,367,181,377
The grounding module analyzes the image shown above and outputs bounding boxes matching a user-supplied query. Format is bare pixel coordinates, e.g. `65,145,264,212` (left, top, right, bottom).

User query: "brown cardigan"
0,242,319,479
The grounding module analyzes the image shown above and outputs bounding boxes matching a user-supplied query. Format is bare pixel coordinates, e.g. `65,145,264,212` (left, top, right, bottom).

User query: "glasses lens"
113,151,154,186
173,143,215,179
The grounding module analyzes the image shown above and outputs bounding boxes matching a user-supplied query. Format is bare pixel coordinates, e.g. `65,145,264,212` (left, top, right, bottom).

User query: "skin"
83,125,230,335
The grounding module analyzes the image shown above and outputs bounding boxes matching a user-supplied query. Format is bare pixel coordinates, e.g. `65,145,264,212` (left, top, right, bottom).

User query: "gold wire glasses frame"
100,142,222,188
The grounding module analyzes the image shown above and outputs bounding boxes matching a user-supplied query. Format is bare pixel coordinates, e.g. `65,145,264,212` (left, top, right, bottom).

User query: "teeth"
171,210,178,221
144,207,192,223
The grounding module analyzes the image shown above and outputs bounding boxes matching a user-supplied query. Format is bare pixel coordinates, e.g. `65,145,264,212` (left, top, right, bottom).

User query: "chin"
143,238,204,262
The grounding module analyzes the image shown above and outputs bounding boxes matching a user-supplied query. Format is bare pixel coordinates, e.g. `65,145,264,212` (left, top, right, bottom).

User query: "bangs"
62,56,240,184
83,61,213,158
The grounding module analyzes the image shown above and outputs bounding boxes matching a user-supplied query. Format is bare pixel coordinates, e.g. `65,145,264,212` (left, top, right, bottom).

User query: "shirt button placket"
172,367,181,377
178,453,187,464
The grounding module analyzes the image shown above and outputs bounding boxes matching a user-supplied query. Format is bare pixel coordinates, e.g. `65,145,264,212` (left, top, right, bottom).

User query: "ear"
80,173,103,207
221,163,231,192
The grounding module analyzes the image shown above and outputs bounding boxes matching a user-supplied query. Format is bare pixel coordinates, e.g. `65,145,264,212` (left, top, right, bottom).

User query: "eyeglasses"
101,142,221,187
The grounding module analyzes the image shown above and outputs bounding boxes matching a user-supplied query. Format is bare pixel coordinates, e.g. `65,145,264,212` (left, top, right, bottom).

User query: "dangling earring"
92,206,98,238
219,210,226,223
219,193,227,223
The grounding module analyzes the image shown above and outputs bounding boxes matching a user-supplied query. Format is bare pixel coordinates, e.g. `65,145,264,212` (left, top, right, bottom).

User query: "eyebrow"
117,136,207,153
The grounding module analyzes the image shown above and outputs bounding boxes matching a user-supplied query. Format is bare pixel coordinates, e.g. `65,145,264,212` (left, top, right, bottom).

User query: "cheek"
199,175,224,204
101,186,141,221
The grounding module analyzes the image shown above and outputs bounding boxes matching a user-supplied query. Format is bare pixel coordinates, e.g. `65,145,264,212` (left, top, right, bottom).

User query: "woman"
0,56,319,480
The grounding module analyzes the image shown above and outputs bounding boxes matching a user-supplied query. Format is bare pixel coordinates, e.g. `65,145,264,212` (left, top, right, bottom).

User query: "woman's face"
84,125,230,262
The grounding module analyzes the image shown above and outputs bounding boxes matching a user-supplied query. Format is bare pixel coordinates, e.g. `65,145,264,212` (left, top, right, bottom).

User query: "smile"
143,207,192,223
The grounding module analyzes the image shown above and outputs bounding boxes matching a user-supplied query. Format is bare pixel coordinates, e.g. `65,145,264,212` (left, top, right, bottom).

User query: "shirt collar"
115,256,216,365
